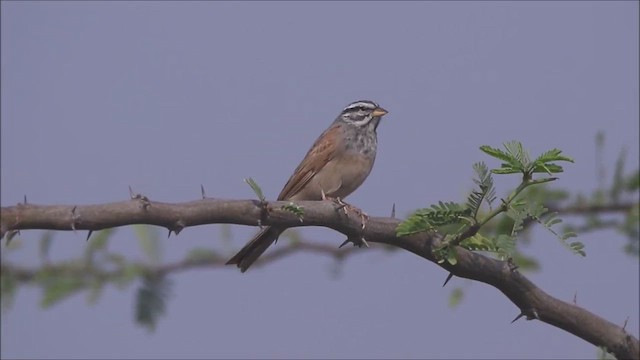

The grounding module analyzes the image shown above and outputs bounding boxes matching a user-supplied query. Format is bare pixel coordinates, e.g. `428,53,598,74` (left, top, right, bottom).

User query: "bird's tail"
226,226,283,272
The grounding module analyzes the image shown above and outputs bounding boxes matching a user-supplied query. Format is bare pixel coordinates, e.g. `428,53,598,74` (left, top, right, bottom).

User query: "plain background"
1,2,638,359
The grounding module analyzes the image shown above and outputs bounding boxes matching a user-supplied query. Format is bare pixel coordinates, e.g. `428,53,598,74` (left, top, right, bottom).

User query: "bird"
226,100,389,272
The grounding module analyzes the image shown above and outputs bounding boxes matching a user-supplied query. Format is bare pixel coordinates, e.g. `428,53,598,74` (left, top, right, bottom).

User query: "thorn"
511,312,526,324
172,220,185,236
200,184,207,199
167,229,173,238
360,237,369,248
321,189,327,201
442,272,454,287
623,316,629,331
391,203,396,218
86,230,93,242
573,291,578,304
531,309,539,320
338,236,368,249
23,195,27,204
129,185,134,199
507,257,519,271
257,219,262,229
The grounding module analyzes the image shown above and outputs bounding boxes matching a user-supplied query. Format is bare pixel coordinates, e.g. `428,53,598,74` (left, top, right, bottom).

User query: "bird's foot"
323,196,370,248
325,197,368,223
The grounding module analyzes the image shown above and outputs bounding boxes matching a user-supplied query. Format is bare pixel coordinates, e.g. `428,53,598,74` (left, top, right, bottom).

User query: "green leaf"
244,177,266,202
495,234,515,259
533,148,574,164
448,287,464,308
282,228,303,245
531,163,565,174
545,217,562,228
397,202,471,237
506,205,526,239
281,202,304,220
504,141,530,166
570,241,587,257
570,241,584,250
135,225,161,264
446,246,458,265
396,212,432,236
491,169,519,175
523,203,585,257
1,272,18,310
480,145,519,165
40,276,86,308
483,142,572,178
467,162,497,216
135,276,171,332
460,233,494,252
185,248,220,263
528,147,573,175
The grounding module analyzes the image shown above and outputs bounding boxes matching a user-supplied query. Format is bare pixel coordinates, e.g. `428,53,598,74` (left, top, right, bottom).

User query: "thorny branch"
1,197,638,359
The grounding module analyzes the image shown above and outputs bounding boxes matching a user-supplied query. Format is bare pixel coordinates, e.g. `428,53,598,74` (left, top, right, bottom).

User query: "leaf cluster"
397,141,581,265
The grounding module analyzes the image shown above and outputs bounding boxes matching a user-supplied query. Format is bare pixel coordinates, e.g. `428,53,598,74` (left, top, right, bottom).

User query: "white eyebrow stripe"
344,101,378,111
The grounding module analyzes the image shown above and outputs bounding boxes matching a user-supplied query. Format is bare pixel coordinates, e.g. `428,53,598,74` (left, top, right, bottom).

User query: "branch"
1,198,638,359
1,240,368,280
550,203,637,216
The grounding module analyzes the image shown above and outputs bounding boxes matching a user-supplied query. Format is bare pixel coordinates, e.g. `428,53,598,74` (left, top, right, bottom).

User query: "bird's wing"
277,123,342,200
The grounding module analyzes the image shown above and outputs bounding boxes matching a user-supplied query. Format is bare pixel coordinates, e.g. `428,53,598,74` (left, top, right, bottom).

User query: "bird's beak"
372,107,388,117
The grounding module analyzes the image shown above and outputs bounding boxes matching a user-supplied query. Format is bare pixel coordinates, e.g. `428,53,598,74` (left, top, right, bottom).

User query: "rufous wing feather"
277,123,342,200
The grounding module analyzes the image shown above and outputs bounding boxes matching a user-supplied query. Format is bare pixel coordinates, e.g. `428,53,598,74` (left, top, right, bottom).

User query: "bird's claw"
328,197,369,224
325,196,370,245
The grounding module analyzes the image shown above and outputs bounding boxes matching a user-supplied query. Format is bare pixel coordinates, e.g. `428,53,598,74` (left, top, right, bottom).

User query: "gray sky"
1,1,638,359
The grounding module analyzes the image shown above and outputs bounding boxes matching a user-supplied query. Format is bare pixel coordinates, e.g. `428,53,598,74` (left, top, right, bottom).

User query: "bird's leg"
323,195,369,248
326,196,369,224
320,189,347,212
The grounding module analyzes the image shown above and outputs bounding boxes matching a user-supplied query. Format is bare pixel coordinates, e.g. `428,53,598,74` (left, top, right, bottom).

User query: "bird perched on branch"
226,100,389,272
